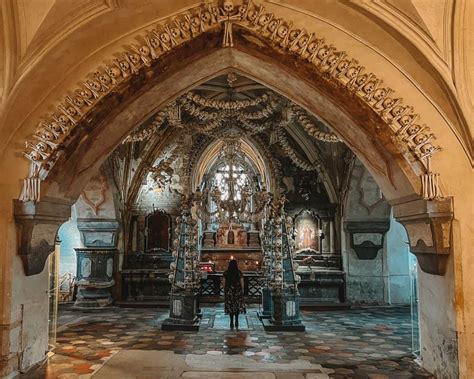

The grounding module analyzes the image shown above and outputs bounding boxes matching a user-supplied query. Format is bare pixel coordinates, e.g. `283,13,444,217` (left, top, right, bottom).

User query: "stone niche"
345,221,390,260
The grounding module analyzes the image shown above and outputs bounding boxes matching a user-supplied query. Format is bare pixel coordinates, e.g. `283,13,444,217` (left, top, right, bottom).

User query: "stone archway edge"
21,0,442,202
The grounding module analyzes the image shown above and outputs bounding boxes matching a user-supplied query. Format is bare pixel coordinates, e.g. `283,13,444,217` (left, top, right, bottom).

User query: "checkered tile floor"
23,304,434,378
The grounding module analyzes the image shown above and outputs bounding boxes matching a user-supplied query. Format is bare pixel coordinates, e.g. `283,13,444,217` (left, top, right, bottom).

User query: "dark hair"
228,259,239,272
226,259,240,286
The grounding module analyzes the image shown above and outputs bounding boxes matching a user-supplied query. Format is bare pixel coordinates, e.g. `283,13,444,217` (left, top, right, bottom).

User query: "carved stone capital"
345,220,390,259
392,196,453,275
14,197,72,276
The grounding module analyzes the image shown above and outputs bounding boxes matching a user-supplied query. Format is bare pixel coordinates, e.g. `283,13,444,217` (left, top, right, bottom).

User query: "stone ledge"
392,197,454,275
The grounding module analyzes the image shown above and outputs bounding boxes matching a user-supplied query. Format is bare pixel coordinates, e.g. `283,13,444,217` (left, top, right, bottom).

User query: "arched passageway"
0,2,472,378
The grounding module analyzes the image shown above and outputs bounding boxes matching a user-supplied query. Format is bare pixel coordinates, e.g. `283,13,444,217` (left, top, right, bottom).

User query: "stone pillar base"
257,286,272,320
261,292,305,331
73,286,113,310
161,292,200,331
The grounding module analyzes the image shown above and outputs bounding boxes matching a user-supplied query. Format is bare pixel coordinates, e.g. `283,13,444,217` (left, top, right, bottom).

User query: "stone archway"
1,2,471,378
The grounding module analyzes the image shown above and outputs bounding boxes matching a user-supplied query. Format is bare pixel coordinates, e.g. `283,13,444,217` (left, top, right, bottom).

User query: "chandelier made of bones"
195,140,271,225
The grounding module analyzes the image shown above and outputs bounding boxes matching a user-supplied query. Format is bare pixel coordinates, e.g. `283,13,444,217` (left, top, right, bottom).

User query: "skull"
37,130,54,141
277,24,289,38
317,47,329,59
420,143,435,154
191,16,200,28
391,105,404,117
107,66,121,78
97,72,111,85
355,74,368,86
223,0,234,13
363,81,375,94
289,29,300,41
268,19,278,32
139,45,150,56
400,114,414,126
49,122,62,133
73,96,85,108
346,67,358,79
298,35,309,48
88,80,101,91
66,106,77,116
170,27,180,38
180,20,191,31
128,53,140,64
382,98,394,109
149,36,160,48
307,41,319,54
79,88,93,99
258,14,270,27
414,134,428,144
326,54,338,66
407,125,421,135
160,32,170,43
36,142,49,152
58,114,69,124
337,60,349,71
119,60,130,72
372,88,386,101
28,151,42,162
200,11,211,23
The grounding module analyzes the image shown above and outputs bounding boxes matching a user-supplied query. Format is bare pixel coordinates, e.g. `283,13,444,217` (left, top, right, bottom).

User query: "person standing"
222,259,245,329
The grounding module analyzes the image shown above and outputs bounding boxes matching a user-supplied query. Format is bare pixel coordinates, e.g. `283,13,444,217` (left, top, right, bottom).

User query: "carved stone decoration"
14,197,72,275
20,0,443,203
80,174,108,215
345,221,390,260
392,196,453,275
77,219,120,248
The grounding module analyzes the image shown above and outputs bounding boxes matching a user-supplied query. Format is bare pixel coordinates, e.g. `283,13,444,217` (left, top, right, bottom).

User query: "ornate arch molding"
14,0,453,276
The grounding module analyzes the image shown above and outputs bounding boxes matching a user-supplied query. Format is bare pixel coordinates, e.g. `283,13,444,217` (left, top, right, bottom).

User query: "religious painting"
294,210,321,253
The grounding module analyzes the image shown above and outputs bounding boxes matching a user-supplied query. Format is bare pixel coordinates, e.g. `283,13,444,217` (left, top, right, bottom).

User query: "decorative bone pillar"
14,197,73,276
261,197,305,331
392,196,454,276
162,197,201,330
73,219,120,309
258,218,274,320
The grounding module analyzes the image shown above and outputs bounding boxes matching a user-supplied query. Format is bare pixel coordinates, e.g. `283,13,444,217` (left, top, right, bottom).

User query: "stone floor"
23,304,435,378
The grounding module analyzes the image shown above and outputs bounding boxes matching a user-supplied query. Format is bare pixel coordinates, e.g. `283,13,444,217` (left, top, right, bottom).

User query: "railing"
199,273,265,298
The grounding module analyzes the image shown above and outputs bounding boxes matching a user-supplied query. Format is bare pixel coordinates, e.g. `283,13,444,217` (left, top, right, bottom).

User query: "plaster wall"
10,255,49,372
344,161,411,304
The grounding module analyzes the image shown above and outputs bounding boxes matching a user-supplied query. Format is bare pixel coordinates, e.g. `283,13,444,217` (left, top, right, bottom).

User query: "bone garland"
292,106,340,143
180,97,278,121
277,127,317,171
252,133,283,181
122,110,167,143
186,91,271,110
22,0,442,197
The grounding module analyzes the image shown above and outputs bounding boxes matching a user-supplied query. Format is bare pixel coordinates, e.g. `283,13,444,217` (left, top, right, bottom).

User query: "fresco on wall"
294,211,321,253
